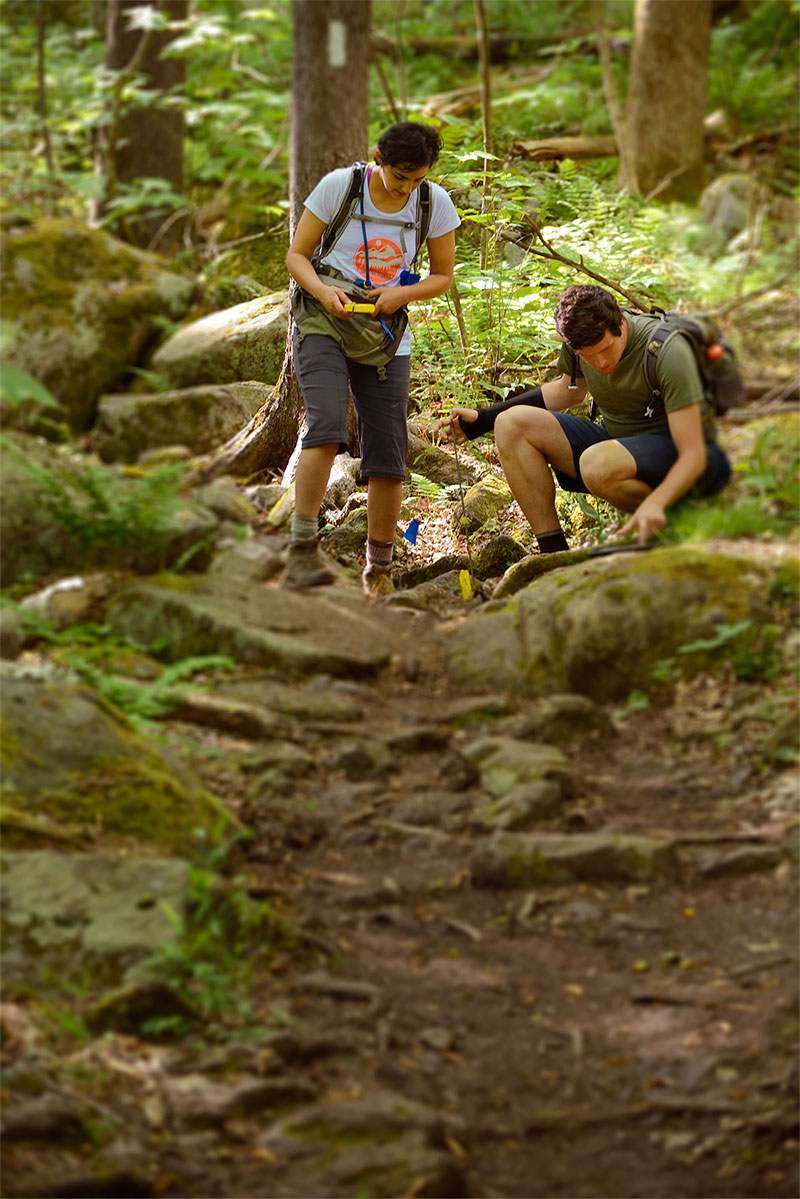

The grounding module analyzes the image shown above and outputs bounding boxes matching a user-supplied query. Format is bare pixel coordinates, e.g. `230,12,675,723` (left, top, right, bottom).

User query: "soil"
1,564,798,1199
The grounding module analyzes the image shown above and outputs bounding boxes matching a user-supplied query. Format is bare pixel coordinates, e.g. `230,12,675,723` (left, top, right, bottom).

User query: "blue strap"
359,168,371,287
359,166,394,342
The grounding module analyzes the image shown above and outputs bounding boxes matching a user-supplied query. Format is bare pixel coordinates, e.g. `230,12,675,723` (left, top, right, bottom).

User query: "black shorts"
293,333,410,480
550,412,731,497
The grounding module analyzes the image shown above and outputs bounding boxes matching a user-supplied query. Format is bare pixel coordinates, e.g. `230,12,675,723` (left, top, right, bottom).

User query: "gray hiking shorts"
293,333,411,480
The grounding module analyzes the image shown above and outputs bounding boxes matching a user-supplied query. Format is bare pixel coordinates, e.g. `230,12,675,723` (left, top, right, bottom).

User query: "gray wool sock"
290,514,319,545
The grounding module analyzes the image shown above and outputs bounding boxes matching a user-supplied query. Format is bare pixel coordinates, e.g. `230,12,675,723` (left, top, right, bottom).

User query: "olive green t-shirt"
556,312,715,439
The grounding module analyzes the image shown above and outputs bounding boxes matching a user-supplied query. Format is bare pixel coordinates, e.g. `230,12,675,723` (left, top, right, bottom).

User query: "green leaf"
0,363,61,409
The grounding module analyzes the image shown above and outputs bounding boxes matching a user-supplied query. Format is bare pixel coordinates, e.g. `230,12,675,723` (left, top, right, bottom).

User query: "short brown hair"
554,285,623,349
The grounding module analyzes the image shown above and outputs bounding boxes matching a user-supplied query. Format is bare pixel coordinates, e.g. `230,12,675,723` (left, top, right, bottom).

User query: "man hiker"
438,284,732,550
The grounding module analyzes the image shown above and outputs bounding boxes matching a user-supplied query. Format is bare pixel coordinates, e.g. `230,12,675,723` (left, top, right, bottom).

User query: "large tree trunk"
279,0,372,469
626,0,712,201
194,0,370,486
95,0,187,250
289,0,371,231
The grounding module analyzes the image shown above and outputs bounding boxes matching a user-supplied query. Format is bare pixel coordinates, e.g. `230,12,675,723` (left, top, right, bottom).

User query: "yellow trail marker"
343,303,376,313
459,570,472,600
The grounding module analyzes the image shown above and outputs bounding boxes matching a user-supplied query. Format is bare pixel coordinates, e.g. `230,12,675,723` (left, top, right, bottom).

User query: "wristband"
463,386,546,439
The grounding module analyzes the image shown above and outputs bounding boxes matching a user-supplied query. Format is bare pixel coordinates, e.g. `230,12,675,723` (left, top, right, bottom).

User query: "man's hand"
434,407,479,445
619,495,667,544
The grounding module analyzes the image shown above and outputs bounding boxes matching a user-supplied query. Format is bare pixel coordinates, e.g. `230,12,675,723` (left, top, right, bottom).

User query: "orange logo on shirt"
354,238,403,285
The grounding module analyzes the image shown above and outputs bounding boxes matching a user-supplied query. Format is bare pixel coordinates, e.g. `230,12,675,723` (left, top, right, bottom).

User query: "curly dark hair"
376,122,443,169
554,285,623,349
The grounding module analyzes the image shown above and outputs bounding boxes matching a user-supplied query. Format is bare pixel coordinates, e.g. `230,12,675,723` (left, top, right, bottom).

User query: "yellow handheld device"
343,302,376,314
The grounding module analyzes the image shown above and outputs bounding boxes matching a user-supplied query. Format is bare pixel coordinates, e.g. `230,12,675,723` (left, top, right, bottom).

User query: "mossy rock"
451,544,798,702
93,381,271,464
1,219,196,433
151,292,289,390
450,472,514,534
0,431,220,587
0,664,236,853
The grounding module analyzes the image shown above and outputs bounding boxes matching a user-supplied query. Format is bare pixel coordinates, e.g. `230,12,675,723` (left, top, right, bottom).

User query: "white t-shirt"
304,165,460,356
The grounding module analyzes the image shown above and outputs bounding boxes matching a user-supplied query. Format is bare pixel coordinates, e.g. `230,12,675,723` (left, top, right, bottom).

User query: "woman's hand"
367,285,409,315
434,407,479,445
314,285,353,317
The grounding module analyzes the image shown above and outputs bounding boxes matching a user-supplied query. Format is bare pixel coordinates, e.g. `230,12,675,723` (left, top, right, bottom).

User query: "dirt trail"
2,571,798,1199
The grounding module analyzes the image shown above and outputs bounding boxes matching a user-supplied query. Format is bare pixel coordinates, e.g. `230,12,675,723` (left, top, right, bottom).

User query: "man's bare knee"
495,407,547,453
579,442,634,492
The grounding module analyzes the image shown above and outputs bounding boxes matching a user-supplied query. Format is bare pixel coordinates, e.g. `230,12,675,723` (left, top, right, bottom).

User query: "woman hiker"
284,121,460,596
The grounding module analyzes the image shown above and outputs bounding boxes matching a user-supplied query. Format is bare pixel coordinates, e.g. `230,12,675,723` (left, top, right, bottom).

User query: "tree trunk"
626,0,712,201
474,0,491,271
195,0,371,484
593,0,638,193
289,0,371,231
281,0,371,462
95,0,187,250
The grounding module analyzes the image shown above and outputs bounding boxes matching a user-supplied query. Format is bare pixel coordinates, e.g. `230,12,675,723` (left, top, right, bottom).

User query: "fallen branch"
509,136,619,162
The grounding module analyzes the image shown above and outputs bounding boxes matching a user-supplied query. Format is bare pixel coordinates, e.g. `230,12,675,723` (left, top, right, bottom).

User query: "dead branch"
500,217,648,310
509,136,619,162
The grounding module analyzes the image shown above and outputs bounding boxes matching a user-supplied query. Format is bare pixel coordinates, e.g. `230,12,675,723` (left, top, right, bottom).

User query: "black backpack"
313,162,432,270
638,306,746,417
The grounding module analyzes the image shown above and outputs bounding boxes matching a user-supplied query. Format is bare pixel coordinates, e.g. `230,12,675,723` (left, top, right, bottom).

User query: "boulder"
93,382,272,464
0,432,219,586
407,429,480,488
105,573,393,678
0,851,193,988
451,472,514,534
450,545,797,702
0,219,195,433
151,292,289,390
257,1091,466,1199
471,830,679,886
0,663,235,852
700,173,770,244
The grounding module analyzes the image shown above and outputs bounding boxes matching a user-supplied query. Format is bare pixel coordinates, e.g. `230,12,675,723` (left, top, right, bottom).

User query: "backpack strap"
314,162,367,265
644,322,673,399
315,164,433,270
412,179,432,266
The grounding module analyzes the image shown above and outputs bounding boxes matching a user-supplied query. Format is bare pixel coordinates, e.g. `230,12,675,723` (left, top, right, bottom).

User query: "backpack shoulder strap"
412,179,432,265
635,307,681,398
315,162,367,264
644,322,675,398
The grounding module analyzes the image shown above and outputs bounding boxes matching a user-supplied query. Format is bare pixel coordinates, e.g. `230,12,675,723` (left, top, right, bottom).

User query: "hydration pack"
639,307,745,416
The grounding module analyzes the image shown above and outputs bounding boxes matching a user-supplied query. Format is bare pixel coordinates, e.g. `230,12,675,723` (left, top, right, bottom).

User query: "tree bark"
95,0,187,250
593,0,638,193
626,0,712,201
197,1,371,484
281,0,371,463
36,1,56,214
474,0,492,271
288,0,371,228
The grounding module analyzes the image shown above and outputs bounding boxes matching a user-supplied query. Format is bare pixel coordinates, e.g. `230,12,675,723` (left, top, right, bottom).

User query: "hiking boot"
362,564,393,598
281,539,336,590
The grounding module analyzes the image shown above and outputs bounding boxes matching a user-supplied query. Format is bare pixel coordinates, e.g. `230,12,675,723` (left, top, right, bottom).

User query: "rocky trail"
1,533,798,1199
